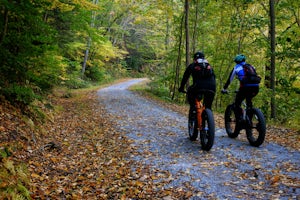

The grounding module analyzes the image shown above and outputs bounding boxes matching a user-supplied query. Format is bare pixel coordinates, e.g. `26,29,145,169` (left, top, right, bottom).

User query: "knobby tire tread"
246,108,266,147
188,117,198,141
225,105,239,138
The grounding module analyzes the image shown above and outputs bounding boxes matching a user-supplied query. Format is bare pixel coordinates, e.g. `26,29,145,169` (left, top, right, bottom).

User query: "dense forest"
0,0,299,128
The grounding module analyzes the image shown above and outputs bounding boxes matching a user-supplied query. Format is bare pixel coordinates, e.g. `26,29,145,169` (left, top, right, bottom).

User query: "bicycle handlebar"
221,89,229,94
180,89,215,94
221,90,239,94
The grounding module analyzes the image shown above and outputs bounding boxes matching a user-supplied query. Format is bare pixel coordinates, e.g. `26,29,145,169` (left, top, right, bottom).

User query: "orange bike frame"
195,98,205,130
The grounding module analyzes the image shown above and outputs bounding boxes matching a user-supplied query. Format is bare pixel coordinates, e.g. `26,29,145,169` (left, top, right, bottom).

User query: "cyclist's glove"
221,88,228,94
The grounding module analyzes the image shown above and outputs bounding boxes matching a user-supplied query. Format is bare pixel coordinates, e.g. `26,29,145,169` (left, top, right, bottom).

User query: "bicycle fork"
195,100,203,131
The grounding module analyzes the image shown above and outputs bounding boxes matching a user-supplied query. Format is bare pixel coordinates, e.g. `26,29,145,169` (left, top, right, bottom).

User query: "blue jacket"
224,62,259,89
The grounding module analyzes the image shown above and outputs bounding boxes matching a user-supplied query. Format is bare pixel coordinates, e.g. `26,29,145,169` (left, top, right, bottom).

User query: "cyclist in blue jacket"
222,54,259,121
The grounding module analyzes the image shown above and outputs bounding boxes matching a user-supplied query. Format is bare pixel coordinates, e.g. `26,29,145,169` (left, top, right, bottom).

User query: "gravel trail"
97,78,300,200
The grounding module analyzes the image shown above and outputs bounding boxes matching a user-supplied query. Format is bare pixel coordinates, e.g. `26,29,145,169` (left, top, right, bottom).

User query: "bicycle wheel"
188,111,198,141
246,108,266,147
200,109,215,151
224,104,239,138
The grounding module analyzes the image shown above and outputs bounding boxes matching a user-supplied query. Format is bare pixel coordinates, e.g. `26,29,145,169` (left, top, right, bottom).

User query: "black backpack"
194,60,213,78
241,63,261,84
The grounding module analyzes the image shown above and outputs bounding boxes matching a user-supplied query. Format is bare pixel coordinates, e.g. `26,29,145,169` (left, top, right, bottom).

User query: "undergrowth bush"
63,77,90,89
2,84,41,106
147,79,172,101
85,66,105,82
275,91,300,130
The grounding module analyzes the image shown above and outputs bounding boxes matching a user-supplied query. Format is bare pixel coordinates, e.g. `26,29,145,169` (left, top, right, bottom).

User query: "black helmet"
234,54,246,63
194,51,205,60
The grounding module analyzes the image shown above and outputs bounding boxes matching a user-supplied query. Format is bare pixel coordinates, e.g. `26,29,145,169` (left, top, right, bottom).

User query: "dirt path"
97,78,300,200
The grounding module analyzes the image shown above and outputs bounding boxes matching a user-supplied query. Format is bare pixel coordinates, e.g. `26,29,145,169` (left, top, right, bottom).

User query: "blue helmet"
234,54,246,63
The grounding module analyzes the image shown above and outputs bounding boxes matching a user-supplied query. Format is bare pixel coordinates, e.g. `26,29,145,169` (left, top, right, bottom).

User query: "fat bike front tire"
225,104,239,138
200,109,215,151
246,108,266,147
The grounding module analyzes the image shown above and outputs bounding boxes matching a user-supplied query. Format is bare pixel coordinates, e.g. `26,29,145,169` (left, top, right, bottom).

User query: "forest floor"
0,79,299,199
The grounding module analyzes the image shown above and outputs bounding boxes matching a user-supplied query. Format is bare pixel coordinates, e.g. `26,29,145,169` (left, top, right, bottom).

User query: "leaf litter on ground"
0,81,299,199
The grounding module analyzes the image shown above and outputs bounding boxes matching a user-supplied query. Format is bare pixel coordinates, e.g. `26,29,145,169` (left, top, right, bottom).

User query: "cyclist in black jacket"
178,51,216,111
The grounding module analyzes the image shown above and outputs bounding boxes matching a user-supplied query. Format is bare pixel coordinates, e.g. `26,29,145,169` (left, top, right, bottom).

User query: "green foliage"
2,84,40,106
146,78,173,102
124,29,157,72
63,77,91,89
0,0,59,104
0,147,12,159
85,66,105,82
275,91,300,127
25,70,54,93
148,81,167,98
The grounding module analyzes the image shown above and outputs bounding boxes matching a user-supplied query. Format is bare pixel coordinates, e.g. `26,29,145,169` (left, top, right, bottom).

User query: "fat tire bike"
184,90,215,151
223,91,266,147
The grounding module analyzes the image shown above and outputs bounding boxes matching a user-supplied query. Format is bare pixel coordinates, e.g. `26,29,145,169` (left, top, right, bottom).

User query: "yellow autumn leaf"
31,173,41,179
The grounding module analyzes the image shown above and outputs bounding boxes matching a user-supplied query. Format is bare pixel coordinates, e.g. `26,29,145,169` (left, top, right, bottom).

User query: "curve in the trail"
97,78,300,200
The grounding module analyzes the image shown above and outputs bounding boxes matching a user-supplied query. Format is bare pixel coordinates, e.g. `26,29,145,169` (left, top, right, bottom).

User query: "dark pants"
235,86,259,119
187,87,215,110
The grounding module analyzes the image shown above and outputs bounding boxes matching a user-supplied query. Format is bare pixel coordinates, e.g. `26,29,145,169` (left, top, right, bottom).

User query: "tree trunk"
82,38,90,77
191,0,199,54
82,0,98,77
165,17,170,51
269,0,276,118
172,15,184,100
185,0,190,89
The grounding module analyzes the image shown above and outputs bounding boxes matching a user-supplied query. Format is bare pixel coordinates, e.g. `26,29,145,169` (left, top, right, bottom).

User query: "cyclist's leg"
203,90,215,110
234,88,246,120
245,86,259,109
245,86,259,129
187,87,196,117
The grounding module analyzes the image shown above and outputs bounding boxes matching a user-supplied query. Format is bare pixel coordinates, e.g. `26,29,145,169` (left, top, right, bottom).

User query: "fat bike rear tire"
246,108,266,147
